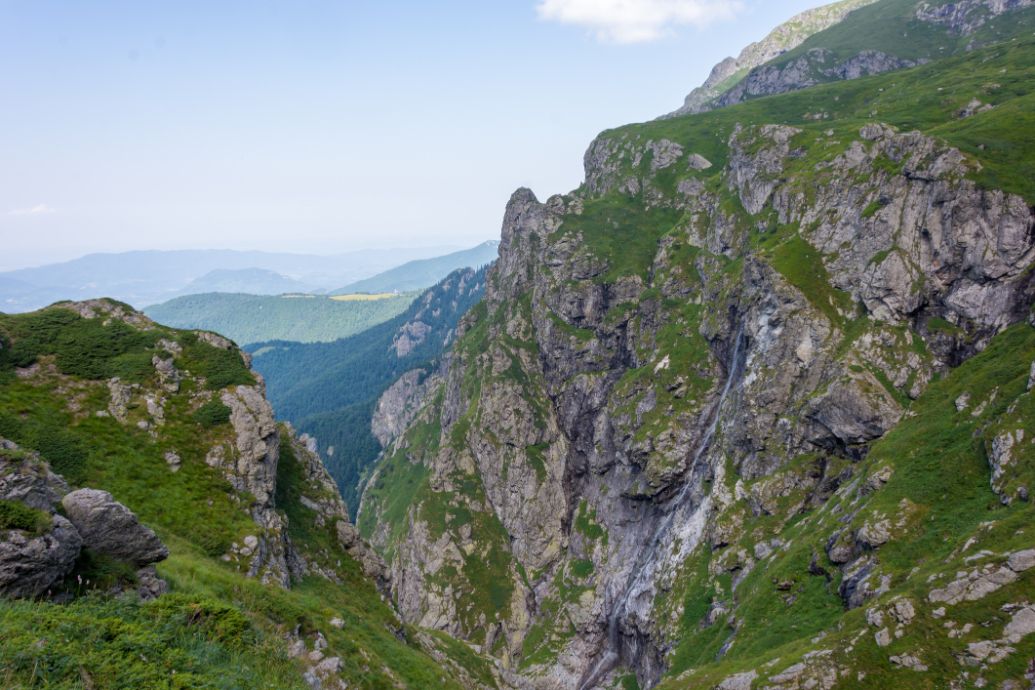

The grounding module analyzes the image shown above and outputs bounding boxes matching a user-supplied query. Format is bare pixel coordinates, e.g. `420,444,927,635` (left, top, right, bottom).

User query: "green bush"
193,398,232,427
178,334,255,390
0,499,51,534
0,308,157,381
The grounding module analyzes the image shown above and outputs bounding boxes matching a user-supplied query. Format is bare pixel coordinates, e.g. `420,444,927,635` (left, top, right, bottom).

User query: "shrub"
193,399,232,428
0,499,51,534
178,335,255,390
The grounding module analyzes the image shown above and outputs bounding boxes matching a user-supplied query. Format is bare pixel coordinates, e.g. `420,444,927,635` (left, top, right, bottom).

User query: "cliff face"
361,9,1035,688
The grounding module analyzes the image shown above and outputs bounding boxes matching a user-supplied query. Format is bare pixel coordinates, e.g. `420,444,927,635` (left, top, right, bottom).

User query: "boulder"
0,441,69,510
60,489,168,566
0,515,81,598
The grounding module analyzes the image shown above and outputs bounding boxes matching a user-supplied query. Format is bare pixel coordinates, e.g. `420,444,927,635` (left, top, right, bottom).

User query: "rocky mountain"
0,299,499,687
670,0,1035,115
332,241,499,296
249,267,489,517
668,0,879,117
357,1,1035,688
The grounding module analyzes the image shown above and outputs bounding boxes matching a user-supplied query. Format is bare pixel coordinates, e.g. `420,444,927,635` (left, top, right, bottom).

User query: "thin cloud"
536,0,742,43
8,204,56,216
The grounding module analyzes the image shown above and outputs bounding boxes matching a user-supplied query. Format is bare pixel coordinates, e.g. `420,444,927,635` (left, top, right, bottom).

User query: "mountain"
671,0,1035,115
145,291,416,345
355,1,1035,688
0,299,495,687
0,246,458,312
176,267,315,296
668,0,879,116
331,241,499,295
248,266,490,517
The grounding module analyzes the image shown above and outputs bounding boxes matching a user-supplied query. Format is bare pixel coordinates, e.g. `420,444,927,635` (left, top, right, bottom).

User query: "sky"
0,0,823,271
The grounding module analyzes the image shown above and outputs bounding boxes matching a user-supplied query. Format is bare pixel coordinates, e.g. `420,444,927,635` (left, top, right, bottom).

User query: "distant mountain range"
331,240,499,295
0,246,471,313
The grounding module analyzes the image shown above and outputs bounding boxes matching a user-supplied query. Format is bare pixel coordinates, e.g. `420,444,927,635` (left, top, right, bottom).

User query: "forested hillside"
147,291,416,345
249,267,488,515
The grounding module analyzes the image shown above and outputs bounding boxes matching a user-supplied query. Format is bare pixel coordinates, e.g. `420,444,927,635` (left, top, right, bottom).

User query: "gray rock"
0,514,81,598
371,369,433,447
61,489,168,566
0,442,69,511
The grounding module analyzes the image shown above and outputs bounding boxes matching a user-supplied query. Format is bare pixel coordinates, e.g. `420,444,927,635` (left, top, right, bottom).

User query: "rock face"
668,0,880,116
60,489,169,566
361,40,1035,687
668,0,1034,115
371,369,433,447
0,440,69,511
0,515,81,599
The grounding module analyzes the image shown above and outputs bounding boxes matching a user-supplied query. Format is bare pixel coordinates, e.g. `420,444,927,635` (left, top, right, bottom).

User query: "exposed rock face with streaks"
359,2,1035,686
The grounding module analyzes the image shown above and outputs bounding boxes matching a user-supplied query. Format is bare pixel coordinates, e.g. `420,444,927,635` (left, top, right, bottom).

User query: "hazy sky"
0,0,821,270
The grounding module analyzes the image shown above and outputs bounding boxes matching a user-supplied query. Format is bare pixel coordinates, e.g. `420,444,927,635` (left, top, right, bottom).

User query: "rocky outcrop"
0,515,81,599
0,440,69,511
61,489,168,566
371,369,434,447
916,0,1035,35
0,439,171,600
668,0,879,116
712,49,918,111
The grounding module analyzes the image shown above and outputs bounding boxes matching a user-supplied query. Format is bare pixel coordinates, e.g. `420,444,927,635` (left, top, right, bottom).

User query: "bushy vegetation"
0,308,158,382
177,333,255,390
146,291,417,345
192,398,232,427
0,498,51,534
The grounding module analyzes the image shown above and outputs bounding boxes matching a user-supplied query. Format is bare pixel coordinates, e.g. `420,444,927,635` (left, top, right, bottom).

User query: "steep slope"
669,0,879,116
0,299,497,688
249,267,489,516
332,241,499,295
673,0,1035,114
146,291,416,345
360,6,1035,688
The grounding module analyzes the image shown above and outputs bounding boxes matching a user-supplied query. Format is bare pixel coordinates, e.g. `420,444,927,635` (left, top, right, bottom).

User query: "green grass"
554,194,683,283
0,499,51,534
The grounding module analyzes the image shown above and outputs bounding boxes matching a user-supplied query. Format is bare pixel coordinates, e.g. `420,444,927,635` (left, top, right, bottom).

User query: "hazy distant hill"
0,246,458,312
146,291,416,345
331,240,498,295
175,268,315,296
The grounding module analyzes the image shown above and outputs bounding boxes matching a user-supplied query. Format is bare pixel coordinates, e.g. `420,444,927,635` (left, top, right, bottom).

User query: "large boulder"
0,514,81,598
60,489,168,566
0,439,69,510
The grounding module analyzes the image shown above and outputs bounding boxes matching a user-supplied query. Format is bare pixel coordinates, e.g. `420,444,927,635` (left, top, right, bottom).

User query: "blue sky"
0,1,822,270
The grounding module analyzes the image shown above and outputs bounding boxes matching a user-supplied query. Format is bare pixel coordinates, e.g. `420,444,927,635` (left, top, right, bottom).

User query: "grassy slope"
145,291,416,345
0,303,480,689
